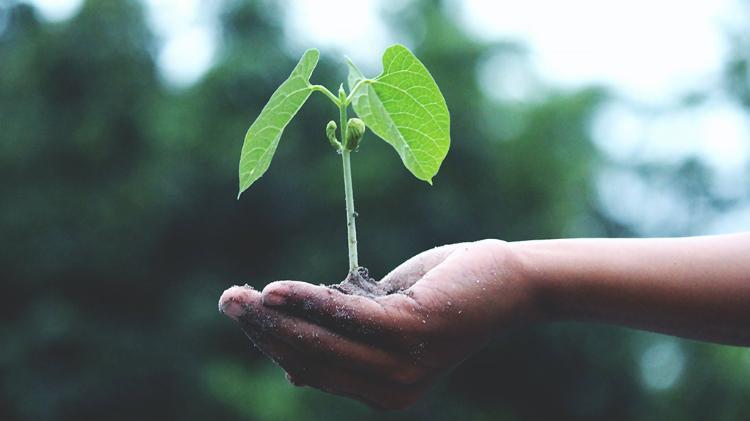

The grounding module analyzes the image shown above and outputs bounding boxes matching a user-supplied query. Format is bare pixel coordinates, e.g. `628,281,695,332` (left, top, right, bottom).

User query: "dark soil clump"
330,267,397,298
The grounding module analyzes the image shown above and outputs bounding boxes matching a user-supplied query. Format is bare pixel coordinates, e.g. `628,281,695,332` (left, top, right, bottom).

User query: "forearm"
512,234,750,346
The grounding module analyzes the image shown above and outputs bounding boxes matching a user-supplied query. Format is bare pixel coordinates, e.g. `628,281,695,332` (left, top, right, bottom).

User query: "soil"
330,266,399,298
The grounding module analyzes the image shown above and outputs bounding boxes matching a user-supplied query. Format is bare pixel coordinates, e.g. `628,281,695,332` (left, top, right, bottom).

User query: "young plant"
237,45,450,276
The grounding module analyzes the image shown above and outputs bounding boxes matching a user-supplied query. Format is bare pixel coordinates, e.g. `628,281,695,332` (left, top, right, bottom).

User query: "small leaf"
348,44,450,184
325,120,340,150
344,118,365,150
238,48,319,198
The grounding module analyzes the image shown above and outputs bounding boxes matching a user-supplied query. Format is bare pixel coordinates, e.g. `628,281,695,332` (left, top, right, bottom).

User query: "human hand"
218,239,538,409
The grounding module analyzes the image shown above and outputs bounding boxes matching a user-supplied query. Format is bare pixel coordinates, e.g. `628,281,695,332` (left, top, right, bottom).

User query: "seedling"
237,45,450,279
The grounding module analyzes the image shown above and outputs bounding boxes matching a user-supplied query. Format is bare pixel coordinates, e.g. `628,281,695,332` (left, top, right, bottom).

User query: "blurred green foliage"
1,0,749,420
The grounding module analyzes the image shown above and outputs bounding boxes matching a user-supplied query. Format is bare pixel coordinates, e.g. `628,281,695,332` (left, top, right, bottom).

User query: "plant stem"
344,79,370,104
339,102,359,271
311,85,340,105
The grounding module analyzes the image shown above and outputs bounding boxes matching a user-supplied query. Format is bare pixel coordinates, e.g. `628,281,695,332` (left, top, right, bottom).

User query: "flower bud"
325,120,340,150
344,118,365,150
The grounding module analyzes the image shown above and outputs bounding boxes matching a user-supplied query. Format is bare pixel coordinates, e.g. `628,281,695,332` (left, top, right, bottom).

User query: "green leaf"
348,44,450,184
238,48,319,198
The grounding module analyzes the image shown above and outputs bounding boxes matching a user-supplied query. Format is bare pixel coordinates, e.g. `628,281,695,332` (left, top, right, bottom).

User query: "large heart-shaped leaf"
348,44,450,184
238,48,319,198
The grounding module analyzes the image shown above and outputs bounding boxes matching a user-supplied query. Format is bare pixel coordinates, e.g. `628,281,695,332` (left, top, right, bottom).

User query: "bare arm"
219,234,750,409
516,233,750,346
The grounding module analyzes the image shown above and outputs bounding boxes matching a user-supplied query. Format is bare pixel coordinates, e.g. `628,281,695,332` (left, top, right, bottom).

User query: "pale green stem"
311,85,340,105
344,79,370,105
339,102,359,271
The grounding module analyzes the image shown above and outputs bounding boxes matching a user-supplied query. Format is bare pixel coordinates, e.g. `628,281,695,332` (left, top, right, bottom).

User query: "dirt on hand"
330,267,402,298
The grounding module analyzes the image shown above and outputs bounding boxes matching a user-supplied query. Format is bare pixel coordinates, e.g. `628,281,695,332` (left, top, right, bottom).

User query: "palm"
218,240,531,409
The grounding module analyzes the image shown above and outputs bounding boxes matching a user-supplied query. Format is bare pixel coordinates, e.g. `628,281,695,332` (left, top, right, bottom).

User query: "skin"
218,233,750,410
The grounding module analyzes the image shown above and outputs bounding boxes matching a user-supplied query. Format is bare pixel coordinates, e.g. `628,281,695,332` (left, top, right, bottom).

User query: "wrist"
475,239,550,326
508,240,566,323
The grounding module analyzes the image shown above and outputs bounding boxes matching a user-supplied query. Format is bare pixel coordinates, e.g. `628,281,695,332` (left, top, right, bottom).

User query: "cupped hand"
218,239,537,410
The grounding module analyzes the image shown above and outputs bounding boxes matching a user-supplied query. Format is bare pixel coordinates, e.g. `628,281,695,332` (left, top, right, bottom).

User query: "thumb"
379,243,465,292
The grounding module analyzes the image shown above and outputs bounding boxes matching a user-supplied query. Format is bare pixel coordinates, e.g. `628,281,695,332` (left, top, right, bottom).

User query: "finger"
220,285,423,382
261,281,426,345
219,284,260,321
293,359,429,410
408,241,502,297
259,244,462,341
407,243,510,324
379,243,464,291
242,302,425,382
245,331,428,410
257,245,461,338
406,249,475,307
219,285,306,373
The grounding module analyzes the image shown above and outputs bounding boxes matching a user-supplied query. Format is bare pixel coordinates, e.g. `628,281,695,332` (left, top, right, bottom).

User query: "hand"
218,239,538,410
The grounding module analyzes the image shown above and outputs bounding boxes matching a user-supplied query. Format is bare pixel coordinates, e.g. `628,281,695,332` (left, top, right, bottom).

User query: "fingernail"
218,286,253,321
262,291,286,307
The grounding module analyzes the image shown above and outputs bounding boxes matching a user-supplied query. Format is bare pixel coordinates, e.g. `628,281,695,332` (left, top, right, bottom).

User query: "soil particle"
330,266,400,298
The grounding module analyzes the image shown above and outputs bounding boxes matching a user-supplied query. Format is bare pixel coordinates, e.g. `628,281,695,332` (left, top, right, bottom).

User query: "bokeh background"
2,0,750,419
